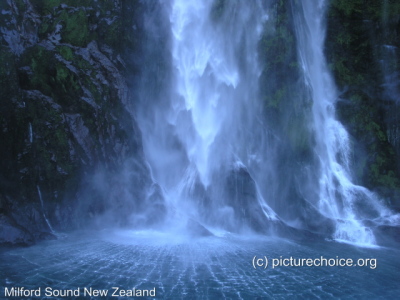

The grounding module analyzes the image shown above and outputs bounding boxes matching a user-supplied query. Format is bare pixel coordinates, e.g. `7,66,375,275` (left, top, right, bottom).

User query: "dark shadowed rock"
373,225,400,247
0,214,34,246
0,0,153,246
141,183,167,227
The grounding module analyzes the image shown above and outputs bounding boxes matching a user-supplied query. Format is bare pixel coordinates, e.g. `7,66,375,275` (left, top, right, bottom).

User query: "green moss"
1,0,143,211
0,1,9,10
336,92,399,190
43,0,62,12
75,55,93,71
55,63,81,96
38,21,50,37
30,0,62,14
58,9,90,47
22,46,54,96
9,92,79,203
331,0,363,16
326,2,378,89
96,0,115,13
259,0,298,111
19,45,83,108
370,155,400,188
56,64,68,81
14,0,27,16
58,45,74,61
325,0,400,196
265,88,285,109
99,18,122,48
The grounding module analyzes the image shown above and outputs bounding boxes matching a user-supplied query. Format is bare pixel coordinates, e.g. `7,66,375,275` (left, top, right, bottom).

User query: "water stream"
136,0,397,244
37,185,55,234
292,0,395,245
138,0,279,233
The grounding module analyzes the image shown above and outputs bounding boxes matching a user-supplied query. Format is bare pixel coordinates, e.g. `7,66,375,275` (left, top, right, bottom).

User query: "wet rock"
0,214,34,246
373,225,400,247
223,163,277,232
0,0,151,246
142,183,167,226
291,200,336,236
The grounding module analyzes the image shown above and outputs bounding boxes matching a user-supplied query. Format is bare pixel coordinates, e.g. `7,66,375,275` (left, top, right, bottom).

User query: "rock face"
0,0,163,245
325,1,400,209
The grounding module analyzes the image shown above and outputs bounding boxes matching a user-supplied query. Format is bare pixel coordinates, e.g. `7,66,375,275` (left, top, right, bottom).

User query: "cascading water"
37,185,55,234
138,0,278,233
293,0,394,245
29,122,33,143
136,0,397,244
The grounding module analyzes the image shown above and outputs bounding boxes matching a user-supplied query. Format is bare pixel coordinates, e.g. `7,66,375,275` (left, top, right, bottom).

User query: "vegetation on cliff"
326,0,400,207
0,0,149,245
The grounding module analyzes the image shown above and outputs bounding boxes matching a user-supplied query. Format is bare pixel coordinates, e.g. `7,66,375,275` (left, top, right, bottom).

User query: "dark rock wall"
257,0,320,228
0,0,157,245
325,0,400,209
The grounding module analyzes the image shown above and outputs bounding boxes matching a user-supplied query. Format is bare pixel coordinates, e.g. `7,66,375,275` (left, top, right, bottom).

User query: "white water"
168,0,266,185
138,0,277,231
135,0,398,244
29,122,33,143
37,185,55,234
293,0,395,244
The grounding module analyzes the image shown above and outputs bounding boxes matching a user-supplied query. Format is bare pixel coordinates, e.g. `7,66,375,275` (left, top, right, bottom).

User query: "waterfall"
37,185,55,234
135,0,396,243
29,122,33,143
137,0,278,233
168,0,266,187
293,0,393,245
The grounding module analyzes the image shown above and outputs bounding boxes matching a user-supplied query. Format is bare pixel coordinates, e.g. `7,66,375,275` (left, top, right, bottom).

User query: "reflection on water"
1,230,399,299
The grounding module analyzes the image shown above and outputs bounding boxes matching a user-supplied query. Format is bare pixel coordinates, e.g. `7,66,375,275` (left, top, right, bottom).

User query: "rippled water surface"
1,231,399,299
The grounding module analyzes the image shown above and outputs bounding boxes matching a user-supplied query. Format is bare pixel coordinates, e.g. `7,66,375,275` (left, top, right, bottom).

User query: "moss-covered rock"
254,0,317,225
326,0,400,207
258,0,313,160
259,0,299,111
0,0,151,245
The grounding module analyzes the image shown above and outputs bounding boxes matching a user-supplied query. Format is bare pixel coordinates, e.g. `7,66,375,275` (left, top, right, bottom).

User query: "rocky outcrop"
325,0,400,209
0,0,161,245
